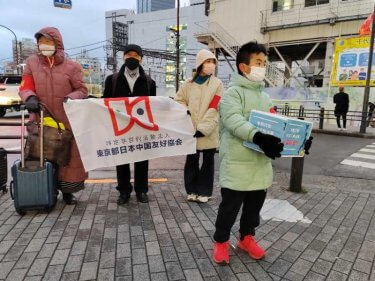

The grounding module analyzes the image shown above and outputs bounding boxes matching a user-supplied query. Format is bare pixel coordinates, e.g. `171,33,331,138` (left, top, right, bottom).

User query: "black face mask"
125,57,140,70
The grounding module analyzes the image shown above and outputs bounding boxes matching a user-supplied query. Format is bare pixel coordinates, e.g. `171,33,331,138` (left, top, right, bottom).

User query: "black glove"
63,97,70,103
25,96,40,113
194,131,205,138
187,110,191,116
304,136,313,155
253,132,284,160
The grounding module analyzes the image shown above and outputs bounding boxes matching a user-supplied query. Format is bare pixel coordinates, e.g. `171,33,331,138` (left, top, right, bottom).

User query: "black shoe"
136,193,149,203
63,193,77,205
117,193,130,205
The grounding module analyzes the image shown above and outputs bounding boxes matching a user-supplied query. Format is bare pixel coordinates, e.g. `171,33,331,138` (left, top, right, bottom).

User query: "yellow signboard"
331,36,375,86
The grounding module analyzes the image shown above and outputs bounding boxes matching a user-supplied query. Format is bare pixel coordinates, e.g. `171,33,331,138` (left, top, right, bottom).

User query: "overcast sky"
0,0,190,65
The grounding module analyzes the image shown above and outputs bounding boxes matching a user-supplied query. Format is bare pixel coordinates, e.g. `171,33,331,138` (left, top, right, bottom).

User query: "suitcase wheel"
1,187,7,194
16,209,26,216
45,206,54,213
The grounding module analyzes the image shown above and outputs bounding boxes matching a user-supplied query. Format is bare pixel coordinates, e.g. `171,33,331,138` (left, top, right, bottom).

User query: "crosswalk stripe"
367,145,375,148
341,159,375,169
350,153,375,160
360,148,375,154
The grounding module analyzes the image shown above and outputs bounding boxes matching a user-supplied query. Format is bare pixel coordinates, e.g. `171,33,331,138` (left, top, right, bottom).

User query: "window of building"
305,0,329,7
272,0,294,12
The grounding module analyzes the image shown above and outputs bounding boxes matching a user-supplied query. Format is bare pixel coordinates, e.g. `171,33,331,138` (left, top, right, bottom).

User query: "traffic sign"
54,0,72,9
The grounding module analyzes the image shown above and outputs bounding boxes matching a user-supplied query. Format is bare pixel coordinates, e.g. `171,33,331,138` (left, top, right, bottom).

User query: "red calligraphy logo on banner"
104,97,159,136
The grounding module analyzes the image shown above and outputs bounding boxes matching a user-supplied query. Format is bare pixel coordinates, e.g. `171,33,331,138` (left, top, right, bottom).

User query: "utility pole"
175,0,180,91
360,5,375,133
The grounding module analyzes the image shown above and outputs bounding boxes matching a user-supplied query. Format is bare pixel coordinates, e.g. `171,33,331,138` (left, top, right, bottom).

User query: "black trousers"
184,149,216,197
214,188,267,243
116,161,148,195
335,113,347,128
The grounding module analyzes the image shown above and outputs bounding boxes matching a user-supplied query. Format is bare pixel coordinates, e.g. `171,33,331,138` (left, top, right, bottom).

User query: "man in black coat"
333,86,349,130
103,44,156,204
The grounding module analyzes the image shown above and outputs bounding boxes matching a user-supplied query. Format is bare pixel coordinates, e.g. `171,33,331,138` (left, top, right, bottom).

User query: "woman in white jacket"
175,49,224,203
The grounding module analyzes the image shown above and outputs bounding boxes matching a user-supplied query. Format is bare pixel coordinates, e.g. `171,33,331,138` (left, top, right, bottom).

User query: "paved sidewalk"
0,170,375,281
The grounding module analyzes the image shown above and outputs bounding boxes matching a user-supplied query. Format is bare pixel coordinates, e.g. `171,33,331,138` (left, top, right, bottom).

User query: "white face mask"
38,44,56,57
202,62,216,76
245,66,266,82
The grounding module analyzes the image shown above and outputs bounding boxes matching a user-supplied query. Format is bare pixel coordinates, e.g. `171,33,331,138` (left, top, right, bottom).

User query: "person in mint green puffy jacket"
212,42,285,265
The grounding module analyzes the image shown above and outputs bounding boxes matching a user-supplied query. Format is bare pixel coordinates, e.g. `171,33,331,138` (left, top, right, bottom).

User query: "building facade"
196,0,373,87
137,0,175,14
105,3,233,96
12,38,37,65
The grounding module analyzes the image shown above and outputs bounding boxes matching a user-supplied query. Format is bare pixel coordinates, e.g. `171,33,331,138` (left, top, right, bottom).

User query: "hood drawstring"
47,56,55,68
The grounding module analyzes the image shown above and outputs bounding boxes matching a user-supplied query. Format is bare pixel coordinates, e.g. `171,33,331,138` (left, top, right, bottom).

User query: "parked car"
0,75,22,117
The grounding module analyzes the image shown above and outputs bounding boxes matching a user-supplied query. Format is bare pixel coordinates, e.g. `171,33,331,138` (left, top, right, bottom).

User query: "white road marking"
350,153,375,160
367,145,375,148
341,159,375,169
360,148,375,154
260,199,311,223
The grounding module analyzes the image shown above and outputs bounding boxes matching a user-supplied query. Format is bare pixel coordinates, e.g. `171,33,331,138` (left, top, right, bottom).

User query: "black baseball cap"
124,44,143,57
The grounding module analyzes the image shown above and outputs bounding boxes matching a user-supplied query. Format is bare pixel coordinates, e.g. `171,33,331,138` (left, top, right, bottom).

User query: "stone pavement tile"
79,261,98,281
189,243,207,259
348,270,370,281
133,264,150,281
173,238,190,253
352,258,372,275
64,255,84,273
165,261,184,281
245,262,272,281
279,248,301,263
97,268,115,281
311,258,333,276
70,241,87,256
102,238,116,253
57,236,75,250
14,251,37,269
0,261,16,279
150,272,168,281
28,258,50,276
5,268,28,281
271,239,291,252
196,258,217,278
263,248,283,264
332,258,353,275
236,273,256,281
267,259,292,277
148,255,166,273
326,270,348,281
0,240,16,254
184,269,204,281
115,258,132,276
284,271,305,281
303,271,326,281
157,233,173,247
300,248,320,263
3,245,26,262
14,233,34,246
23,277,43,281
178,252,197,270
132,248,147,265
358,240,375,262
60,272,80,281
161,246,178,262
319,249,339,263
131,235,145,249
84,245,100,262
42,264,64,281
228,256,248,274
146,241,161,256
143,230,157,242
45,231,63,244
50,249,70,265
24,238,46,253
99,251,115,269
37,243,57,259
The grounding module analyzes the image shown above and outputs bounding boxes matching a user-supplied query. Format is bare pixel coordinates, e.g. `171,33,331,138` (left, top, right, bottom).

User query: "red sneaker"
213,241,230,264
237,235,265,260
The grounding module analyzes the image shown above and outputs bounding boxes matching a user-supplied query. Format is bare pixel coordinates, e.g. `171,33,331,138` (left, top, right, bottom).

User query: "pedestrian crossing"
341,142,375,169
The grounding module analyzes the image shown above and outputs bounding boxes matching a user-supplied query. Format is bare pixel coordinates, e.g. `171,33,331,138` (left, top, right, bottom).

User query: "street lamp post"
360,5,375,133
0,25,19,74
176,0,180,91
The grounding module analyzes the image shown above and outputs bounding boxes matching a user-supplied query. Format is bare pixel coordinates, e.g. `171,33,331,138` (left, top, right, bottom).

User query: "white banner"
64,97,196,171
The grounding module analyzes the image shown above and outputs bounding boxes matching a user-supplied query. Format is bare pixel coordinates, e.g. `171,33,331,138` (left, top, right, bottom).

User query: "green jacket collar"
229,73,265,91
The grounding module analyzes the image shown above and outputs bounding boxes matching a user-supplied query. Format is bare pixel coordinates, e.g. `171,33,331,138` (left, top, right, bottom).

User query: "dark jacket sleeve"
103,75,113,98
345,93,349,106
150,80,156,96
333,94,337,104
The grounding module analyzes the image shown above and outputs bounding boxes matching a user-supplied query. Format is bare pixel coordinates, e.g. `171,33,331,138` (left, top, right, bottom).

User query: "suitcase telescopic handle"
21,104,44,168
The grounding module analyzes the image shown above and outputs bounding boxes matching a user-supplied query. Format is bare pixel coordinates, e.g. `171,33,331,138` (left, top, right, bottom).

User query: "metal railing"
0,121,23,154
260,0,372,31
277,104,374,130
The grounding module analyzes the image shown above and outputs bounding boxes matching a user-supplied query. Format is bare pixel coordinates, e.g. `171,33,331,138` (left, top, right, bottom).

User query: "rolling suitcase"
10,107,57,216
0,147,7,194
